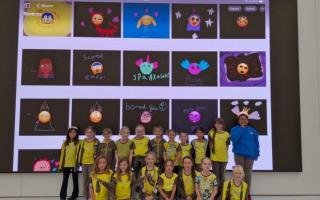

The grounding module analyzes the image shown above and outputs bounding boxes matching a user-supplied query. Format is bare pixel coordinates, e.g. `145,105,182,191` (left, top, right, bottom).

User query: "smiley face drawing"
236,63,249,75
140,111,152,124
41,12,55,24
38,110,51,124
33,159,51,172
188,111,201,123
135,54,159,75
187,14,201,31
90,61,104,75
91,13,104,26
180,59,210,76
89,102,103,124
137,14,157,28
236,15,248,28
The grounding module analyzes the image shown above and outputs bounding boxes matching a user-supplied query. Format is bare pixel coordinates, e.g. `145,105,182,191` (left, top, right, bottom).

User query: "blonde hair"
145,151,156,162
232,165,245,178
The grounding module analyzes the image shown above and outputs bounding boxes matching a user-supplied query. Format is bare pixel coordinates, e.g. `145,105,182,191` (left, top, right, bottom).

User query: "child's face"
179,133,188,144
165,162,173,174
119,161,128,173
68,130,77,139
120,128,130,140
103,131,111,140
183,159,193,171
85,129,95,139
214,122,223,131
98,158,107,171
135,126,145,138
233,169,244,181
196,130,204,140
154,128,162,138
146,155,155,166
239,115,249,126
201,159,211,172
168,131,176,141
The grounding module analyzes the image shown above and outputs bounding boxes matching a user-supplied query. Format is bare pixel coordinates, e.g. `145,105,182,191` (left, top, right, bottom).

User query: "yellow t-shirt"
179,143,192,166
91,170,113,200
141,166,159,194
164,141,180,160
209,130,230,162
114,173,132,200
64,142,77,167
133,136,149,157
159,173,178,192
82,140,95,165
116,139,133,159
182,170,195,196
222,180,248,200
192,140,208,164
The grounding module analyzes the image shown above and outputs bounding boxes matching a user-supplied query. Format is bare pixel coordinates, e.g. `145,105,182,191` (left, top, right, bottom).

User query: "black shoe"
67,197,78,200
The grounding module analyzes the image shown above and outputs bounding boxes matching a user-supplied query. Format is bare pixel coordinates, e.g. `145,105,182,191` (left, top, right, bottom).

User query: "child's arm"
89,182,95,200
157,177,169,200
230,126,245,145
58,142,65,171
195,182,202,200
169,178,178,200
210,186,218,200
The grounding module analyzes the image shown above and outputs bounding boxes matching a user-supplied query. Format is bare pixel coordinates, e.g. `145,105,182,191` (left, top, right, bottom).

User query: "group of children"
59,117,254,200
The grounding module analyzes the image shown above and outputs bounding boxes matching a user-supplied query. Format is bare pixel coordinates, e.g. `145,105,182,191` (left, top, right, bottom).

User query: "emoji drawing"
187,13,201,31
180,59,210,75
236,15,249,28
135,54,159,75
37,58,54,79
137,14,157,28
89,102,103,123
34,101,55,132
140,111,152,124
188,110,201,123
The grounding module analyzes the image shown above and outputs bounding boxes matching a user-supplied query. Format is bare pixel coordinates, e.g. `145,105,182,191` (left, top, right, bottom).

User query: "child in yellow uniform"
59,126,80,200
195,157,218,200
78,126,100,199
112,157,134,200
208,118,230,195
132,124,150,178
97,128,116,170
178,131,193,168
221,165,248,200
191,127,209,171
115,126,134,166
158,159,178,200
164,129,181,172
176,156,196,200
89,156,113,200
140,152,159,200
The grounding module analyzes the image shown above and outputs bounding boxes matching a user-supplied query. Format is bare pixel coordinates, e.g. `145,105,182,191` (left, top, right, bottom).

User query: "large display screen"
11,0,273,172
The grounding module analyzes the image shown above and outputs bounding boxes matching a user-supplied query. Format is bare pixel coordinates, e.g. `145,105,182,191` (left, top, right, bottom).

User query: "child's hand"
197,197,202,200
186,196,193,200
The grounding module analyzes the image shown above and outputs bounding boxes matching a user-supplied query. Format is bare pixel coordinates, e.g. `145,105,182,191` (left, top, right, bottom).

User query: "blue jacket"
231,125,260,160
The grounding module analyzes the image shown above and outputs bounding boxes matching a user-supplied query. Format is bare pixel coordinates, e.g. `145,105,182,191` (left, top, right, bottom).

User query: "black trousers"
133,156,145,179
60,167,79,198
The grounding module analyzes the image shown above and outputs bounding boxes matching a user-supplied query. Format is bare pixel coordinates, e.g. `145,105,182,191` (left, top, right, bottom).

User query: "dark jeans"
133,156,145,179
234,155,254,194
60,167,79,199
212,161,227,193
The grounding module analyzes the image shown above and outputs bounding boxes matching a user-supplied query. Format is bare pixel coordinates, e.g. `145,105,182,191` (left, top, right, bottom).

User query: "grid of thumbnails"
17,1,269,172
